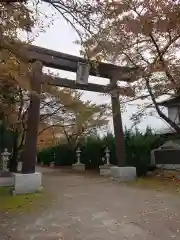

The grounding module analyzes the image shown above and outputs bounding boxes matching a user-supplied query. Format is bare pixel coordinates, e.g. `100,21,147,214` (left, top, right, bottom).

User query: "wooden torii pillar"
22,61,42,174
21,45,138,174
110,77,126,167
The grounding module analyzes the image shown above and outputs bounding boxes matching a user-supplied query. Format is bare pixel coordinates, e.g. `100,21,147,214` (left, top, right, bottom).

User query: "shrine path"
1,166,180,240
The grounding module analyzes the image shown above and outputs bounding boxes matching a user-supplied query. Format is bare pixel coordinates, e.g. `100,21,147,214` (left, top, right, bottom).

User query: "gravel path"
1,167,180,240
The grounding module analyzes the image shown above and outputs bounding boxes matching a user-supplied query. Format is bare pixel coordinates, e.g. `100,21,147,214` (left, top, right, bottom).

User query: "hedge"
0,123,14,152
38,128,165,176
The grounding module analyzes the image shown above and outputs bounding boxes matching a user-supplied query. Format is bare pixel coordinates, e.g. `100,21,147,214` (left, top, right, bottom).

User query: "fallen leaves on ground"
124,175,180,193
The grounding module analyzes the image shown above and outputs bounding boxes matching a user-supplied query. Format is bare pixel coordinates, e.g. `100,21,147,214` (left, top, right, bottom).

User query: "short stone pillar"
13,156,43,195
72,148,85,171
110,166,136,181
99,147,113,176
1,148,11,172
13,172,43,195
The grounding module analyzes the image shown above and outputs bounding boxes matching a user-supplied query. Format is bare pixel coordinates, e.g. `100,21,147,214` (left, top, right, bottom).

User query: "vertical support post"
22,61,42,174
110,78,126,167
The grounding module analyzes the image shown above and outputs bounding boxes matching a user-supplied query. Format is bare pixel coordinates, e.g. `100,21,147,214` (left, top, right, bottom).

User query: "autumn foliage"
0,1,110,171
82,0,180,133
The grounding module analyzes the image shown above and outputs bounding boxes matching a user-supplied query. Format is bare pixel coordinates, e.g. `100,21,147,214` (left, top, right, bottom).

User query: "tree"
82,0,180,133
0,1,35,89
38,88,110,151
59,92,110,150
0,0,111,171
1,81,109,171
1,0,106,59
2,85,78,169
41,0,103,47
0,0,51,126
0,0,54,168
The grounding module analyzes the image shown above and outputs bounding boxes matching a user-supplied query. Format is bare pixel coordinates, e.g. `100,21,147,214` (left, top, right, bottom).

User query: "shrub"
124,128,164,176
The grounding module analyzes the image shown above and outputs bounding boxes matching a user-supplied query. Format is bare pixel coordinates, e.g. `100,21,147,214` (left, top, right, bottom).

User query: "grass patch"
0,187,46,213
0,186,11,196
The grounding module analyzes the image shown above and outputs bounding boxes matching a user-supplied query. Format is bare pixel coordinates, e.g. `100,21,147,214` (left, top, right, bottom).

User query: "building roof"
158,96,180,107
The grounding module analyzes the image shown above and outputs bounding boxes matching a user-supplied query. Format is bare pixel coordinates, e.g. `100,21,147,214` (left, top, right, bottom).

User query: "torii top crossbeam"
25,44,139,82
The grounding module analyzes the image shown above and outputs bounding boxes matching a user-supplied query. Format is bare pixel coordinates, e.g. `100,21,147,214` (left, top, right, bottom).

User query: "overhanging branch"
145,76,180,133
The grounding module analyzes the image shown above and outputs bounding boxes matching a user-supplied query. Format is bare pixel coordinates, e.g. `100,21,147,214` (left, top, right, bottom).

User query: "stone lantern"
76,148,81,165
105,147,110,165
50,152,56,168
72,148,85,171
1,148,11,172
99,147,112,176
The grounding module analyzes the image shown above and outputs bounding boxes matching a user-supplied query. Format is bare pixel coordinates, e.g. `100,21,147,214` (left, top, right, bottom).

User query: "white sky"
33,3,169,133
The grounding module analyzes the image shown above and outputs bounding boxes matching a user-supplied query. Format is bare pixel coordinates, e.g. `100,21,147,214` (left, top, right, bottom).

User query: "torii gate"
21,45,138,173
